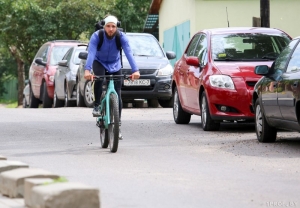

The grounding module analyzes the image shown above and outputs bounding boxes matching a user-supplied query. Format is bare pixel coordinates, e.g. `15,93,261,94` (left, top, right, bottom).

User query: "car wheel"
22,96,27,108
147,99,159,108
53,89,64,108
64,84,74,107
84,80,94,108
42,82,53,108
76,81,86,107
158,98,173,108
173,87,191,124
201,92,220,131
29,85,39,108
255,99,277,142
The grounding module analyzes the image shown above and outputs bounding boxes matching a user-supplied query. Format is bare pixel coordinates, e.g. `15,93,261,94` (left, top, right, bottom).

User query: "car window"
50,46,73,66
65,48,74,64
126,35,164,57
186,34,201,56
274,39,299,72
73,48,86,65
286,39,300,73
212,33,290,61
35,44,49,62
194,35,208,66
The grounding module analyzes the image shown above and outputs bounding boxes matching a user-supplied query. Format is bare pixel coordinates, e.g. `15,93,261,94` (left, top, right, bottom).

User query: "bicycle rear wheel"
108,93,120,153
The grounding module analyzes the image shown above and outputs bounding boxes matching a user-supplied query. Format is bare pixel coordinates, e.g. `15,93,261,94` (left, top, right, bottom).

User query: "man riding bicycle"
84,15,140,139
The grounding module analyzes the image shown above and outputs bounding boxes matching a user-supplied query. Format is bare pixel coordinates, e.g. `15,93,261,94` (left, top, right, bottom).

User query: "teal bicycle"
94,74,129,153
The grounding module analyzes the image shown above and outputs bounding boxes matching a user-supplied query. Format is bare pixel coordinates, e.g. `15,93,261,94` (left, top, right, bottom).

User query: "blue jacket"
85,30,139,73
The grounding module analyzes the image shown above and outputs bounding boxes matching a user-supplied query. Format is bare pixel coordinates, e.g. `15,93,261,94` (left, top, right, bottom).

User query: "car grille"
246,81,257,87
122,69,157,75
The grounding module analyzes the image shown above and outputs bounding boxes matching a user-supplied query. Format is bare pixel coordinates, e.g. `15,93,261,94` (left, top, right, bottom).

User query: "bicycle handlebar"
93,74,131,81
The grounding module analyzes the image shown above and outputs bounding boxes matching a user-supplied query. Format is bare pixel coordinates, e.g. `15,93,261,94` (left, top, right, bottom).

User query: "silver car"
53,44,87,107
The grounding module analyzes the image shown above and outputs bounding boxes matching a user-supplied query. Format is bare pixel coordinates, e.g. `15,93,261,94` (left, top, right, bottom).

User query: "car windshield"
73,49,86,65
126,35,164,57
50,46,73,65
212,33,291,61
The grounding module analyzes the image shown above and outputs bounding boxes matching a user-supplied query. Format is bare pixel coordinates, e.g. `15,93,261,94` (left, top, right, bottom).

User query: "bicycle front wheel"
108,93,120,153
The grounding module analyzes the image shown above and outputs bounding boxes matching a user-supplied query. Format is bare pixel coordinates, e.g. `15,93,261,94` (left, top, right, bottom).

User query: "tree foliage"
0,0,151,104
110,0,151,32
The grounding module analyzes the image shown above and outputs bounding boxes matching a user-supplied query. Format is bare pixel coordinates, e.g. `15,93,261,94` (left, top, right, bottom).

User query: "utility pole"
260,0,270,27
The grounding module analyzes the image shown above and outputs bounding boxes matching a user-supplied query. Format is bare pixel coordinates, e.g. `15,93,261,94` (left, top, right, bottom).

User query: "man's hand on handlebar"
84,70,94,81
131,71,140,80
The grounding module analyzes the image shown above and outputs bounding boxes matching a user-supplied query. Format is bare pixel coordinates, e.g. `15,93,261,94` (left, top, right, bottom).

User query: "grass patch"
0,99,18,108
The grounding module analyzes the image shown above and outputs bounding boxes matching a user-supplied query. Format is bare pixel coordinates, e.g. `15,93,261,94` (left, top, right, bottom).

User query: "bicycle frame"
98,76,118,129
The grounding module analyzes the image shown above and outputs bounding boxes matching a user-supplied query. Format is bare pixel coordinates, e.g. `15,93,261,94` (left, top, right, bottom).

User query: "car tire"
64,84,75,107
255,99,277,142
29,84,39,108
158,98,173,108
201,92,220,131
173,87,191,124
84,80,94,108
147,99,159,108
42,82,53,108
53,89,64,108
22,96,27,108
76,82,86,107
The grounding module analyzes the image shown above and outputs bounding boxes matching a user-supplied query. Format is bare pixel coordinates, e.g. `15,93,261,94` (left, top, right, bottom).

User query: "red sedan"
172,27,291,131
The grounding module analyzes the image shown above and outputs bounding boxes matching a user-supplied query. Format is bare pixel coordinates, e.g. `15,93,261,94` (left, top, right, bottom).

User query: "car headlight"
49,75,54,82
209,75,235,90
157,64,173,76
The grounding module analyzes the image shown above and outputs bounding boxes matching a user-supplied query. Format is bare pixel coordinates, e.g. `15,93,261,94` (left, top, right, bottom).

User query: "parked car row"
25,33,176,109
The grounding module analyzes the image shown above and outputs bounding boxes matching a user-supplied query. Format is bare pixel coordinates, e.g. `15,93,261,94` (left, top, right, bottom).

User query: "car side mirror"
79,51,88,60
186,56,199,67
58,60,68,67
255,65,269,75
35,58,47,66
166,51,176,60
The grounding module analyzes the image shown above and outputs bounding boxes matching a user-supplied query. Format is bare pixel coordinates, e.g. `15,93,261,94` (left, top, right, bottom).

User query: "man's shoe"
92,106,100,117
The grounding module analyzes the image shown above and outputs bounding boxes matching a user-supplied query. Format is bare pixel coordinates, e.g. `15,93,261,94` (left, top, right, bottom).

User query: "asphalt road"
0,107,300,208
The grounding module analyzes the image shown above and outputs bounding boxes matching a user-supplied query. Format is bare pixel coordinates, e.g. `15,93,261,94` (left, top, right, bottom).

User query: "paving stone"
0,194,26,208
0,168,59,198
0,155,7,160
0,161,29,174
30,182,100,208
24,178,54,208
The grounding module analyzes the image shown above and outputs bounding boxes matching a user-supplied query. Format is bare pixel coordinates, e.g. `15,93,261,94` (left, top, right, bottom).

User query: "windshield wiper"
214,58,240,61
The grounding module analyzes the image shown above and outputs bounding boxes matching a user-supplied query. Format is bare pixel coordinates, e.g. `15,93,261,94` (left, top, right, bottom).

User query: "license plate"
124,79,150,86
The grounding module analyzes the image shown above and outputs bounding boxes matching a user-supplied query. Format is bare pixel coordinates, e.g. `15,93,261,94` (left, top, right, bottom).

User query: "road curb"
0,156,101,208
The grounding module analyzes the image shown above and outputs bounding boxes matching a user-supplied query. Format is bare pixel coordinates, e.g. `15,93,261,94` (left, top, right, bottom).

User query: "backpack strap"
97,29,123,68
115,31,123,68
97,29,104,51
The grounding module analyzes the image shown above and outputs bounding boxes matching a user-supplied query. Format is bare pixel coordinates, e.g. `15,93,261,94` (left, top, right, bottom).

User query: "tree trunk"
9,46,25,107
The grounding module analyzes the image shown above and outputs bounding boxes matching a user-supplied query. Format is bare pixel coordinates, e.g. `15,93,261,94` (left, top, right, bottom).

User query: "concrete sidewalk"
0,194,26,208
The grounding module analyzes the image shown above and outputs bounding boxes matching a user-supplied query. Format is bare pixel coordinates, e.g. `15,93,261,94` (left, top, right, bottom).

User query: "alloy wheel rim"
85,81,94,105
76,83,79,106
64,87,68,107
173,91,179,119
255,104,262,137
201,96,207,126
54,91,57,106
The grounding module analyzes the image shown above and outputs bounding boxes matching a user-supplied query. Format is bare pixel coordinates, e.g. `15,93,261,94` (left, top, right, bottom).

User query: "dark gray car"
76,33,176,108
53,44,87,107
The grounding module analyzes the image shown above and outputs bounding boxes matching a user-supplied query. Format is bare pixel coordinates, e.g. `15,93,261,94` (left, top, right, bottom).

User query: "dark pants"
93,60,122,119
